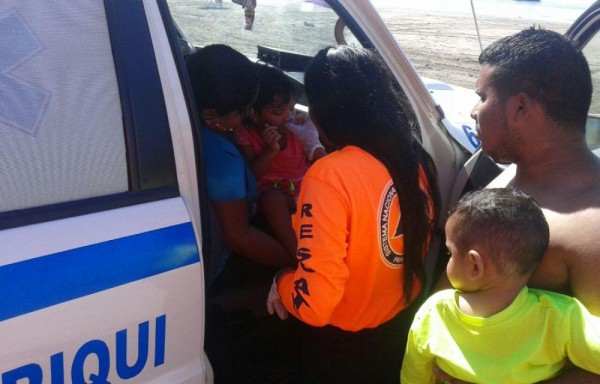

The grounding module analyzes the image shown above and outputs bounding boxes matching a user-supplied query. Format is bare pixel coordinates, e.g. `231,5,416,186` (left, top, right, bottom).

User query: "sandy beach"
169,1,574,90
378,8,571,89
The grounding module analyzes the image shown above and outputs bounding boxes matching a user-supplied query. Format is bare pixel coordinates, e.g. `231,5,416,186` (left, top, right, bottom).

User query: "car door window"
168,0,361,97
0,2,128,212
169,0,361,56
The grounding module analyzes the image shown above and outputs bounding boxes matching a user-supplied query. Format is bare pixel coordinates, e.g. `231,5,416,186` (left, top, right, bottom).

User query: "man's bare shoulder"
533,205,600,315
530,178,600,315
487,162,600,314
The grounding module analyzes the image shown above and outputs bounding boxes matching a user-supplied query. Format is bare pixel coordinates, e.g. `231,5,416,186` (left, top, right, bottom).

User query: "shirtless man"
436,27,600,383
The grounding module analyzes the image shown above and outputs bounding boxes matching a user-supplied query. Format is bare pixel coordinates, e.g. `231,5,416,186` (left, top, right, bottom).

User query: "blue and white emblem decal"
378,181,404,268
0,9,50,136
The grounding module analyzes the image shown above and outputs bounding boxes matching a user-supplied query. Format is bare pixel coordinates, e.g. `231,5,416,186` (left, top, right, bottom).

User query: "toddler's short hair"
253,63,300,111
449,188,549,277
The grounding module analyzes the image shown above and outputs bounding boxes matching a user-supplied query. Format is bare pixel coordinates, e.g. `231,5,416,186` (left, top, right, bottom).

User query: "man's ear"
507,91,532,123
467,249,485,279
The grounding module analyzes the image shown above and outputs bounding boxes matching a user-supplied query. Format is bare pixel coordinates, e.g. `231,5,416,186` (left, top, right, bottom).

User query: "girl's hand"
262,125,281,152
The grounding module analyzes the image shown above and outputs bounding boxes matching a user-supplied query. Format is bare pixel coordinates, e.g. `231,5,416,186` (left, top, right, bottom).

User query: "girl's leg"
259,190,297,260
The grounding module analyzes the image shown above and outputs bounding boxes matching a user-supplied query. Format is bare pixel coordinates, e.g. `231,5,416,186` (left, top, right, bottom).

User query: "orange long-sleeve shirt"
277,146,431,331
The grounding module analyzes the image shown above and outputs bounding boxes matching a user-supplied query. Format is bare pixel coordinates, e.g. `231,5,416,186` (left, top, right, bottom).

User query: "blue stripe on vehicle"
0,223,200,321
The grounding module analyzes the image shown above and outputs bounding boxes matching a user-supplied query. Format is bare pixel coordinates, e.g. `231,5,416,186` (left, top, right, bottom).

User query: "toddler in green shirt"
401,188,600,384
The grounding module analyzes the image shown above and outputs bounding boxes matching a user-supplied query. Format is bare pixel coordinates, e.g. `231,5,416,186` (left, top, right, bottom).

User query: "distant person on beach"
244,0,256,30
435,26,600,384
402,188,600,384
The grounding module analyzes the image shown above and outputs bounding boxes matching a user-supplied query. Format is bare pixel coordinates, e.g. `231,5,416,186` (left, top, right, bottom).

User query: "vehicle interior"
167,0,600,381
169,3,354,381
165,1,493,381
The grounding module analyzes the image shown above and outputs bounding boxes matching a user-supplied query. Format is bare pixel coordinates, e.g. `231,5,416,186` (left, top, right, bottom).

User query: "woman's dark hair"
304,46,439,303
186,44,258,117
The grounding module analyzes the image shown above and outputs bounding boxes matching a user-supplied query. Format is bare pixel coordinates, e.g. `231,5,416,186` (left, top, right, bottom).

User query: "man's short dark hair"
449,188,549,277
479,27,592,132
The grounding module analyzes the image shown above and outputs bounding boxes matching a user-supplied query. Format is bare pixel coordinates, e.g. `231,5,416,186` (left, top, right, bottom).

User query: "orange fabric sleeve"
277,176,350,326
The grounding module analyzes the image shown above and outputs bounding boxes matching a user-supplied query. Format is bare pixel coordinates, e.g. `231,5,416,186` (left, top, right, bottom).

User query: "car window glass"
582,32,600,150
0,1,128,212
168,0,361,99
169,0,361,56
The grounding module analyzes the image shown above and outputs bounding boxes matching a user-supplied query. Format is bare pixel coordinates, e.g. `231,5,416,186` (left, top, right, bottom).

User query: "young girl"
236,63,314,256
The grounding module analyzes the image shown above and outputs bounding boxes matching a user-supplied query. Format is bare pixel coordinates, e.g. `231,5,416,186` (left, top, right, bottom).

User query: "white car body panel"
0,199,206,383
423,78,481,154
2,0,597,382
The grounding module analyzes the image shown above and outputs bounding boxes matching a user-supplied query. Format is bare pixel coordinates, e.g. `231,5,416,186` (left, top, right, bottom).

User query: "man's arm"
538,367,600,383
433,366,600,383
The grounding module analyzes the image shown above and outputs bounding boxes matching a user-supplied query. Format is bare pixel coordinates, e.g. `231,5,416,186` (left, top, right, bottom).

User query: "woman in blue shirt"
186,45,293,279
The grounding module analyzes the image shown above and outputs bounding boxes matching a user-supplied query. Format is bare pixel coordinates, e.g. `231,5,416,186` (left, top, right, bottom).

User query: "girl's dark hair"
253,63,299,110
304,46,439,303
186,44,258,117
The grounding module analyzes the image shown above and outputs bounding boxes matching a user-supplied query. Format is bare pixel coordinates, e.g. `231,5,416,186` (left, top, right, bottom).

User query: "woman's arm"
213,198,294,267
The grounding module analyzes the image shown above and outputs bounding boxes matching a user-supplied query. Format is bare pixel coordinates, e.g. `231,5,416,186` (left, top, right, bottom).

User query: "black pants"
294,305,419,384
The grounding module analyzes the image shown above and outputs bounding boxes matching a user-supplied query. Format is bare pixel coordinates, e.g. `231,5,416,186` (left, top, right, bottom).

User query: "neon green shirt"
401,287,600,384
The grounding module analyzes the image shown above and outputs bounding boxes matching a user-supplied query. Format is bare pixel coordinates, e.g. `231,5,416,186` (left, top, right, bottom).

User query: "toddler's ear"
467,250,485,279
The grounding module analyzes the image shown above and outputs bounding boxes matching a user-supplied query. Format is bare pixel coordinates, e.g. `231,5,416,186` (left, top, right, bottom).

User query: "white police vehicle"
1,0,599,383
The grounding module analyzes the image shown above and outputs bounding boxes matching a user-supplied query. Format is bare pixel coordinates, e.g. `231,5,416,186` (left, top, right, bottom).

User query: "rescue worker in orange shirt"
267,46,439,383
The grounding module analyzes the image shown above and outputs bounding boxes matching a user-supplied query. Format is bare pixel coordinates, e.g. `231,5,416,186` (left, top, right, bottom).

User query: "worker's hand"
290,112,307,125
266,276,288,319
285,117,324,161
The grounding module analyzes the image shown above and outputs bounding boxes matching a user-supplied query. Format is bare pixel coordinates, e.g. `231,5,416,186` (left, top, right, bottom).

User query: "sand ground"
169,1,573,89
378,7,570,88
